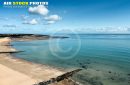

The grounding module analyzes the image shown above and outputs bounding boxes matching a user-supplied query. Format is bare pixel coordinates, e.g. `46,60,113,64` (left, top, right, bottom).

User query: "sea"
11,34,130,85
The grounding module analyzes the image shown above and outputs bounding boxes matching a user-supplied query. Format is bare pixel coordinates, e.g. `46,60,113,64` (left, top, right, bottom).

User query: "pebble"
110,77,115,80
108,71,112,73
127,74,130,76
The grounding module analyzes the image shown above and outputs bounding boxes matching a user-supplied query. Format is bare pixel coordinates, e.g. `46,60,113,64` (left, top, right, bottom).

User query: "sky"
0,0,130,34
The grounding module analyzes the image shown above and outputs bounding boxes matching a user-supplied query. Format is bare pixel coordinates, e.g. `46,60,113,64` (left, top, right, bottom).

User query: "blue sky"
0,0,130,34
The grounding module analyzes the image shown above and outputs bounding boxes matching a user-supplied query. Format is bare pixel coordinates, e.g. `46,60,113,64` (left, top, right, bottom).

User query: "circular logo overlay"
49,29,81,60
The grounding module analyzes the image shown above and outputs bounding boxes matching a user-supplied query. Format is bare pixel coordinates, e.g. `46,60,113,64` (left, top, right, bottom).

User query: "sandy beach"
0,37,73,85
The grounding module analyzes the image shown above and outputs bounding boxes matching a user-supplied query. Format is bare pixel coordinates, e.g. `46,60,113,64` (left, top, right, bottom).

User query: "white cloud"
23,19,38,25
45,15,61,21
47,21,55,24
28,5,49,16
44,14,61,24
29,19,38,25
27,5,61,25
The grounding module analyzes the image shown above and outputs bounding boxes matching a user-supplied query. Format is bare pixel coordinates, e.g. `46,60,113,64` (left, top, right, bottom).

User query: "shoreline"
0,37,76,85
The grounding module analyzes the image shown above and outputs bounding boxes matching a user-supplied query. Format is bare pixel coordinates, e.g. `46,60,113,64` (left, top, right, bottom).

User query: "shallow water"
12,34,130,85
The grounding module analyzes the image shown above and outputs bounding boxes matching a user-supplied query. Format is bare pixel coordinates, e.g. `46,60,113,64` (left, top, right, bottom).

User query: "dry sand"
0,64,35,85
0,37,65,85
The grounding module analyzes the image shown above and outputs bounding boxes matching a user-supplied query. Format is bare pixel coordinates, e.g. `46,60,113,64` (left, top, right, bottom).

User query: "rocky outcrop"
34,69,82,85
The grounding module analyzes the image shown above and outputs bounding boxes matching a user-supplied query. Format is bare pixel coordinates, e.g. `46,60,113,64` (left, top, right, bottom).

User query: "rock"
108,71,112,73
96,70,100,71
78,62,83,66
87,62,90,64
127,74,130,76
110,77,115,80
34,69,82,85
81,65,87,69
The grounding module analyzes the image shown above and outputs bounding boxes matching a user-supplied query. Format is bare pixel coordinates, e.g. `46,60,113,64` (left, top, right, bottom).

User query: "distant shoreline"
0,34,69,40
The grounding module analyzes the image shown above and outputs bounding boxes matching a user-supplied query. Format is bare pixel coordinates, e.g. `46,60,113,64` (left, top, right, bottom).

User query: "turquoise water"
12,34,130,85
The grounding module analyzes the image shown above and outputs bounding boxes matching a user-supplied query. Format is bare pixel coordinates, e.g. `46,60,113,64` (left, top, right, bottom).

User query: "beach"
1,35,130,85
0,37,76,85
